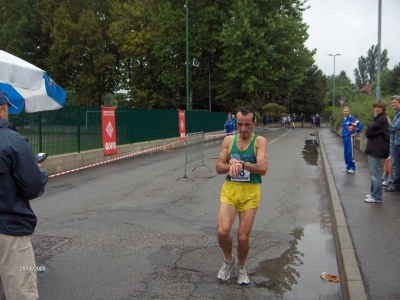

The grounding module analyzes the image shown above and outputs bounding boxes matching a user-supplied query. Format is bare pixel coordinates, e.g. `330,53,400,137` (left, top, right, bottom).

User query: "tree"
325,71,357,109
354,44,389,88
0,0,51,69
41,0,120,106
354,56,368,88
381,63,400,95
290,65,328,115
216,0,314,109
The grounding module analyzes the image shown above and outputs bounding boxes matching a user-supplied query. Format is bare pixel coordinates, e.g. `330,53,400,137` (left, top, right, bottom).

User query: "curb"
318,130,367,300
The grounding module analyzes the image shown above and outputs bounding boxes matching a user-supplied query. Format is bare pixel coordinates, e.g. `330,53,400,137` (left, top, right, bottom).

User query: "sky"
302,0,400,83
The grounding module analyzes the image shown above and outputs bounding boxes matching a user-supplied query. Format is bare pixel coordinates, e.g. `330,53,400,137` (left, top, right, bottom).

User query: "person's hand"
228,159,243,177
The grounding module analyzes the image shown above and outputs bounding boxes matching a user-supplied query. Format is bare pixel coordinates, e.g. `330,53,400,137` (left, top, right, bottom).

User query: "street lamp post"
185,0,190,111
326,53,342,126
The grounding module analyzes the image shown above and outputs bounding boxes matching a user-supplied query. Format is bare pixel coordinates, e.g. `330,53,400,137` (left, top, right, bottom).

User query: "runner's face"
343,108,350,117
236,112,254,138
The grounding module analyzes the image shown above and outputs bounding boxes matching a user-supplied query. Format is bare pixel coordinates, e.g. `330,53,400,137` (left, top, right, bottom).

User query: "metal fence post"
77,106,81,153
177,131,213,181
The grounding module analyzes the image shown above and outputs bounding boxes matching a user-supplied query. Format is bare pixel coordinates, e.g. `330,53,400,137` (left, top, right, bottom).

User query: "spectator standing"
341,106,363,174
386,95,400,192
311,114,316,128
280,114,286,130
364,100,390,203
231,114,237,131
315,114,321,128
0,90,48,300
224,116,235,136
291,113,296,129
263,114,269,129
286,114,291,129
300,113,305,128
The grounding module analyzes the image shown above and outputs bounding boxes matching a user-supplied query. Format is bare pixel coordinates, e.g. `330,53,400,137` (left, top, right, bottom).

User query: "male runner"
215,107,268,285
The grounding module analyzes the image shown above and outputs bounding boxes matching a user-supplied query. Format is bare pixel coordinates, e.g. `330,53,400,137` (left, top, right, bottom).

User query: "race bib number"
231,169,250,182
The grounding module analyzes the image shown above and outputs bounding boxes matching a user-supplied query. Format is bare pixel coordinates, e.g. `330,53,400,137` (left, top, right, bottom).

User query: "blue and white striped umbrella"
0,50,66,114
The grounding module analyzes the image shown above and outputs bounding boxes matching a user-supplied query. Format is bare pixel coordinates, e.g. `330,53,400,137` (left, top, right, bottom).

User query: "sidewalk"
319,128,400,300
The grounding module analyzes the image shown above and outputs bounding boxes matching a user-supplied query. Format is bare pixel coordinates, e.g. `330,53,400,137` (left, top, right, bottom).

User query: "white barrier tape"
48,140,183,178
48,132,227,178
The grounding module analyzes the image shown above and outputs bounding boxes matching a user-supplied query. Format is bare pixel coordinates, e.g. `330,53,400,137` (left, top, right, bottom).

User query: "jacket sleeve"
11,135,48,200
354,119,363,132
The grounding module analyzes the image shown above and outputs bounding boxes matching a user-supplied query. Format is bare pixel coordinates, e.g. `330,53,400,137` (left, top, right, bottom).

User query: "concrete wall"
42,131,225,176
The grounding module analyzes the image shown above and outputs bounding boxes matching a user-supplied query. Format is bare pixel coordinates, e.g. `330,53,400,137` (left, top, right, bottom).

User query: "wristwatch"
239,160,245,169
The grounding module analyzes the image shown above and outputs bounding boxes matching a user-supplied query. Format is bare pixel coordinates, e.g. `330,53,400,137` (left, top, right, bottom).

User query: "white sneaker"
382,180,392,186
236,265,250,285
364,195,381,203
348,170,355,174
217,256,236,281
341,168,349,172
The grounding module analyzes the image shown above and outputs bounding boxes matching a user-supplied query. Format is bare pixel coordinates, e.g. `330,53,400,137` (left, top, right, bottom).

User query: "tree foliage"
380,63,400,96
289,65,328,116
40,0,119,106
0,0,50,68
325,71,357,107
354,44,389,89
0,0,316,111
217,0,314,110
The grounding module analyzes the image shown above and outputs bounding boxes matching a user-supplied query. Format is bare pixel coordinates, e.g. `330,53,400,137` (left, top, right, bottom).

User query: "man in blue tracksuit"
224,116,235,135
341,106,363,173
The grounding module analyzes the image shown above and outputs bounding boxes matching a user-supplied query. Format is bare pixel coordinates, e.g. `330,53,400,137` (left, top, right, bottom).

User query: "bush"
261,103,287,120
332,93,394,130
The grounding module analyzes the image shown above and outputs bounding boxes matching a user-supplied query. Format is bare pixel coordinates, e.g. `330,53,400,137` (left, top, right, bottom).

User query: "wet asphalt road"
32,125,341,299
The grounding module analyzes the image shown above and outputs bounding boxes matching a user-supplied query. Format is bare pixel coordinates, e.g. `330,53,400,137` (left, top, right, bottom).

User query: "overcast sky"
302,0,400,83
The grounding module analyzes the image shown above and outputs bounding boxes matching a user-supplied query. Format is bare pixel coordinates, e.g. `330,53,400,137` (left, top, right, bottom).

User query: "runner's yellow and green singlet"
225,133,262,184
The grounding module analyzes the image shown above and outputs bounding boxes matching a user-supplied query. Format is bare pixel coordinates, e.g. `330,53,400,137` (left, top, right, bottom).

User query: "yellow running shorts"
220,181,261,212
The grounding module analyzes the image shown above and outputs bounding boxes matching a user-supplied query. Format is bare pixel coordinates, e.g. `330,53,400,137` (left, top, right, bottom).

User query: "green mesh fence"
9,107,226,156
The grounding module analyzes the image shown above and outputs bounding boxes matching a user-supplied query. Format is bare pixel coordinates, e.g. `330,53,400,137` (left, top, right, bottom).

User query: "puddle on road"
302,140,319,165
253,224,340,299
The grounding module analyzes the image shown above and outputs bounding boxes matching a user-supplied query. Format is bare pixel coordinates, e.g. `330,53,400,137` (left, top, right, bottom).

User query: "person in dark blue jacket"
224,116,235,135
341,106,363,173
231,114,237,131
0,90,48,299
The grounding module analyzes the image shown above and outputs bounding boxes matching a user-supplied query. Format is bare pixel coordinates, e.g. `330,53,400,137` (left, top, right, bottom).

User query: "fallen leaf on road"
320,273,340,283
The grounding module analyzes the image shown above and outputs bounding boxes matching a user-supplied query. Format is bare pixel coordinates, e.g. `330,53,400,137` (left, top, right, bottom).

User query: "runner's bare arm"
242,136,268,175
216,136,233,174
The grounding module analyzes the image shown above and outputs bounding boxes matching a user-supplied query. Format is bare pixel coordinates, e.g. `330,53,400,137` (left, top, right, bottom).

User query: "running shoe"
385,186,400,192
348,170,355,174
217,256,236,281
382,180,392,186
364,195,382,203
236,265,250,285
341,168,349,172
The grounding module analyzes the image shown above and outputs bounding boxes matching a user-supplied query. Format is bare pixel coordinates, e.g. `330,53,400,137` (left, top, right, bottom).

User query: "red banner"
179,110,186,142
101,107,118,156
